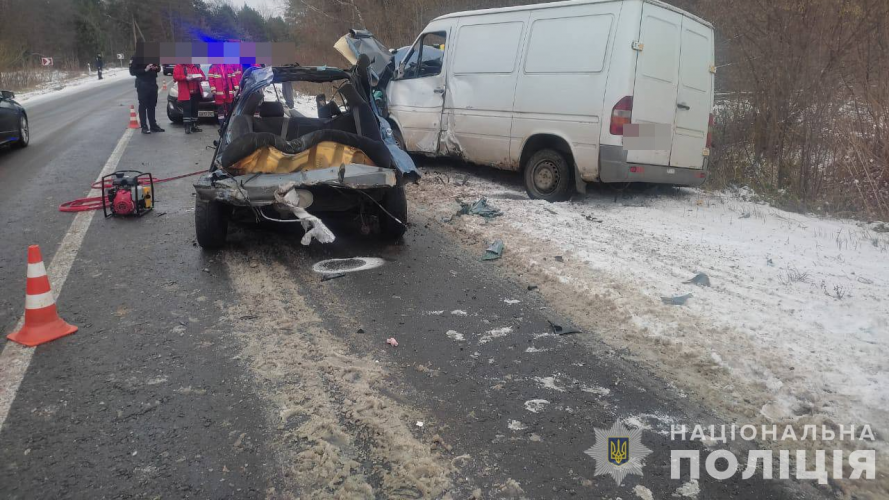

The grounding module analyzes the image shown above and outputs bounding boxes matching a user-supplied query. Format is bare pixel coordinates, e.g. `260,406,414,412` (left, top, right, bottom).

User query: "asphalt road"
0,81,821,499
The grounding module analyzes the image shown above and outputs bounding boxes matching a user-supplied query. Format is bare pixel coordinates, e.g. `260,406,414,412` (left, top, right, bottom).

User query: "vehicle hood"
334,30,392,81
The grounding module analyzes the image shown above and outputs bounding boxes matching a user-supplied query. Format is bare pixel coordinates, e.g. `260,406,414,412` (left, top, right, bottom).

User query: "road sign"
41,57,53,66
116,53,124,60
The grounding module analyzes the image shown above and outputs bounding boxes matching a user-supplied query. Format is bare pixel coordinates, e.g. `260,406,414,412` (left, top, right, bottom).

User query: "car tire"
379,185,407,240
195,198,229,249
523,148,573,202
167,102,183,124
13,115,29,149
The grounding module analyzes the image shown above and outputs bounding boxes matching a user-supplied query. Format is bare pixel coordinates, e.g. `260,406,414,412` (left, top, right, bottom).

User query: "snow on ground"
15,68,129,106
408,162,889,453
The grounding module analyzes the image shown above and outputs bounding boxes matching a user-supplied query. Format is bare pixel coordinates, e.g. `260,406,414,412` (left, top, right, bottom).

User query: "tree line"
0,0,291,71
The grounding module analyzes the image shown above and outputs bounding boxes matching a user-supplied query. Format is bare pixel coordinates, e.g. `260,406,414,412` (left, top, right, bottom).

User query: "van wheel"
524,148,572,202
195,198,229,249
379,185,407,240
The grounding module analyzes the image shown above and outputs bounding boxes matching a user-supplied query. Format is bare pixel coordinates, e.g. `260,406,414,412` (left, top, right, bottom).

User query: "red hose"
59,169,206,213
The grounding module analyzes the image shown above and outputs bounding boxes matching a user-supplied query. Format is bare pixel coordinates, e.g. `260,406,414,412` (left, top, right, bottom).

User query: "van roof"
432,0,713,29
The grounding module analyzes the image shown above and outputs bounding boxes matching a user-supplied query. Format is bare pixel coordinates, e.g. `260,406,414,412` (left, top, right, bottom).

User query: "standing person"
129,55,164,134
207,63,231,126
95,54,104,80
173,63,206,134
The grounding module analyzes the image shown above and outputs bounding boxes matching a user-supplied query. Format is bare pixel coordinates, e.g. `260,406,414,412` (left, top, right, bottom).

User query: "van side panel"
510,1,622,179
443,13,528,166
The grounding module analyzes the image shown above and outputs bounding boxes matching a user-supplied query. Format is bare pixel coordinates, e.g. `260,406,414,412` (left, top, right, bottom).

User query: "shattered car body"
193,62,419,248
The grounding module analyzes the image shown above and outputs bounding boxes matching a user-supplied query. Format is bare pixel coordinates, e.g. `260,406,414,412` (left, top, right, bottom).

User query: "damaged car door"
385,21,453,155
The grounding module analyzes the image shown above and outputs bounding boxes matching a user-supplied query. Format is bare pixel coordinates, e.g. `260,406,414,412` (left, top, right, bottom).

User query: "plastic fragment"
386,337,398,347
457,197,502,219
661,293,693,305
482,240,504,261
684,272,711,287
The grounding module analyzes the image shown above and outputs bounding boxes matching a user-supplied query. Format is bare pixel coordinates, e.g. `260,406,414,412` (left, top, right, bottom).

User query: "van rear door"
670,17,714,169
626,3,682,167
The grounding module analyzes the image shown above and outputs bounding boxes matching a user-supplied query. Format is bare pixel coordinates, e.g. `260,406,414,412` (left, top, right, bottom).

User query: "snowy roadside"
14,68,130,106
407,162,888,458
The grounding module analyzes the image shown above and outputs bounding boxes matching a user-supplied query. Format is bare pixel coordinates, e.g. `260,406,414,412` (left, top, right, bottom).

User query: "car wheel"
195,198,229,249
379,185,407,240
13,115,29,148
523,148,573,202
167,102,183,124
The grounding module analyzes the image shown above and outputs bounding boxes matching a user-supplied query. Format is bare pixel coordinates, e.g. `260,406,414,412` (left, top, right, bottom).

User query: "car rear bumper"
166,97,218,118
193,165,398,212
599,144,708,186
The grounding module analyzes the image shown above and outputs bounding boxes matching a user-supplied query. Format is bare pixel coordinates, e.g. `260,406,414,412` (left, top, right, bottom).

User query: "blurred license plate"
198,111,215,117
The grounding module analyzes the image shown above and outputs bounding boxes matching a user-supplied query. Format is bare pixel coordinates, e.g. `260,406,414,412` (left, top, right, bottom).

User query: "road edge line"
0,127,134,433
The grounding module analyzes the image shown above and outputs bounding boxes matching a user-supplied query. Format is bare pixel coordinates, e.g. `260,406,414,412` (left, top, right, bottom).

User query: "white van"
379,0,715,201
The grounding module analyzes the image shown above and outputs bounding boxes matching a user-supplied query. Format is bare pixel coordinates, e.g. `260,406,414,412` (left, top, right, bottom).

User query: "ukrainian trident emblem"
585,421,652,485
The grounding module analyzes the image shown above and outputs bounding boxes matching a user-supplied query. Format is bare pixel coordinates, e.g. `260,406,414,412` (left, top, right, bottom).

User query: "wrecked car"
193,59,419,249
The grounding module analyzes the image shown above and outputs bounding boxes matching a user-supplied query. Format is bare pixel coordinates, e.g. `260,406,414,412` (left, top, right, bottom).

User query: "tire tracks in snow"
222,249,453,499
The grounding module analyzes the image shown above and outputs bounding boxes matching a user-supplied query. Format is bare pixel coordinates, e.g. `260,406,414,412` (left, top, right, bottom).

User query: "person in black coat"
129,55,165,134
96,54,104,80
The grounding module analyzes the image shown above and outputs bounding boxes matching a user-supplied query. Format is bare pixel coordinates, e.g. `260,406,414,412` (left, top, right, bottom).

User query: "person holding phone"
173,63,206,134
129,55,164,134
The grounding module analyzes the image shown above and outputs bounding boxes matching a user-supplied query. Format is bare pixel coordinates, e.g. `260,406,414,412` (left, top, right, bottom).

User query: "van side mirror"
0,90,14,100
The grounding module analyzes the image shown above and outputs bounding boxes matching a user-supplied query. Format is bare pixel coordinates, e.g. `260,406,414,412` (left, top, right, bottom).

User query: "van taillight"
706,113,715,148
610,96,633,135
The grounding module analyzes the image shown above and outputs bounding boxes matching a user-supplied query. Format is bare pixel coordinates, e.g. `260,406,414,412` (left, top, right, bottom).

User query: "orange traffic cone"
128,104,140,129
162,80,167,91
6,245,77,347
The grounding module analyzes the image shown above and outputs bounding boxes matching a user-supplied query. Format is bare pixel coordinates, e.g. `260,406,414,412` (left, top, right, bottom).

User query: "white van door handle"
434,87,446,94
677,102,691,110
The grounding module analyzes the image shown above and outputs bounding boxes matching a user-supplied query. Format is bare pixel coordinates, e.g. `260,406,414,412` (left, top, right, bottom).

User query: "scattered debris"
739,212,752,219
321,272,346,282
684,272,711,287
527,285,538,291
479,326,512,345
481,240,504,261
275,183,335,245
554,255,564,263
503,299,520,305
386,337,398,347
451,310,468,316
416,421,424,428
523,399,550,413
508,420,527,431
356,328,365,334
457,197,503,220
661,293,693,306
548,319,581,335
312,257,385,275
446,330,465,341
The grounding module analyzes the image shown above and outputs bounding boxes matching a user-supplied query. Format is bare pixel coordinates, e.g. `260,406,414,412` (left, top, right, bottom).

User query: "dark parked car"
166,64,218,123
0,90,29,149
162,64,175,76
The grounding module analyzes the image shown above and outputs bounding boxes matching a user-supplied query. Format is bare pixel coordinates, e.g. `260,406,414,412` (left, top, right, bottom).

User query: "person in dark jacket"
129,55,164,134
96,54,104,80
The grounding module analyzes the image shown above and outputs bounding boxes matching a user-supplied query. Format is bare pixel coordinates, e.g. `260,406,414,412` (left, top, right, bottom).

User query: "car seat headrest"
259,101,285,118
